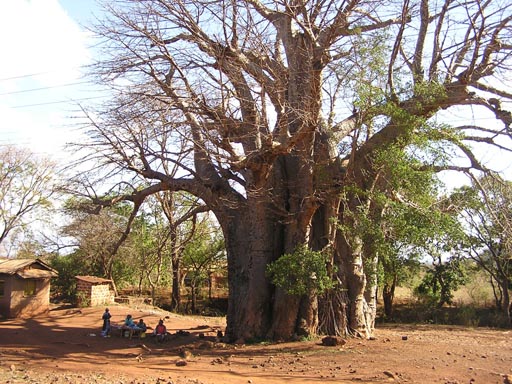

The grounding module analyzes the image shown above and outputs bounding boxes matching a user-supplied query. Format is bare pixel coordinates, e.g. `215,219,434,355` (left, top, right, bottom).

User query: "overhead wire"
9,96,111,109
0,8,508,113
0,81,93,96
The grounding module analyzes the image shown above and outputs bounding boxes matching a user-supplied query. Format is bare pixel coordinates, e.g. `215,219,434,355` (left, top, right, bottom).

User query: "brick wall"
76,281,113,307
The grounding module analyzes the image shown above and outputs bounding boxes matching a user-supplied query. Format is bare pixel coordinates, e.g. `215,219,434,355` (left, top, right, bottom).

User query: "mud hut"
0,258,58,318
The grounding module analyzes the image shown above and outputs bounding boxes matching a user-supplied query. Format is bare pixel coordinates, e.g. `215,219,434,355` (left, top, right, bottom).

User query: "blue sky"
0,0,101,160
59,0,101,24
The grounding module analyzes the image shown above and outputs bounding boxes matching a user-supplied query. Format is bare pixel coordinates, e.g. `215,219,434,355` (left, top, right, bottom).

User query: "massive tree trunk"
312,202,350,336
218,17,324,342
218,197,277,342
219,156,319,342
223,227,319,342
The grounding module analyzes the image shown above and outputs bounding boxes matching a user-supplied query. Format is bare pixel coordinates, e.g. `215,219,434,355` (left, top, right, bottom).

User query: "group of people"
101,308,167,341
124,314,148,332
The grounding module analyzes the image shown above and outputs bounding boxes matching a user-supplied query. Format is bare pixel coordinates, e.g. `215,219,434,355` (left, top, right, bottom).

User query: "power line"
0,69,87,83
10,95,110,109
0,81,93,96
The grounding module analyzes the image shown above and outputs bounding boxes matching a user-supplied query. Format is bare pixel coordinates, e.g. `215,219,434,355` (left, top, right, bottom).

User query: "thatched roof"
0,258,58,279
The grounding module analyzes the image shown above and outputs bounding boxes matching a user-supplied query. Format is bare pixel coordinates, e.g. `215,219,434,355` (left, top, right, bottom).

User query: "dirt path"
0,305,511,383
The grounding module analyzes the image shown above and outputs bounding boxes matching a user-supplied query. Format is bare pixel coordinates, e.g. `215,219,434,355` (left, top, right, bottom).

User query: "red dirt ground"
0,304,511,383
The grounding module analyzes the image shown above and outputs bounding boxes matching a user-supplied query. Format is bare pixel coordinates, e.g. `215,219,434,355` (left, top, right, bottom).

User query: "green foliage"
341,137,463,274
450,175,512,315
337,126,466,318
414,258,468,307
182,221,226,286
75,290,91,308
411,80,447,112
48,253,83,298
266,244,335,296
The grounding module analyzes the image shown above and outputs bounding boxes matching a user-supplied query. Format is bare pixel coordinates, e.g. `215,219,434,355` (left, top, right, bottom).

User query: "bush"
266,244,334,296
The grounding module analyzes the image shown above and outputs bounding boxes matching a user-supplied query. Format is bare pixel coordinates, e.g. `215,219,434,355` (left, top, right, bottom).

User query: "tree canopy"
0,145,59,255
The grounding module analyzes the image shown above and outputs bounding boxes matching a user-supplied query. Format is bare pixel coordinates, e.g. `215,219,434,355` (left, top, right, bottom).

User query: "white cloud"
0,0,93,157
0,0,90,83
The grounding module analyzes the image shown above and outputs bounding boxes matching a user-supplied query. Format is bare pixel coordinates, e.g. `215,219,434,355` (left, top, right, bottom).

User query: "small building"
75,275,114,307
0,258,58,318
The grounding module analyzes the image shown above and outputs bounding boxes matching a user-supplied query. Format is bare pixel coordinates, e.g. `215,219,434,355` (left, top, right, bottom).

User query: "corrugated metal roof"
75,275,112,284
0,258,58,277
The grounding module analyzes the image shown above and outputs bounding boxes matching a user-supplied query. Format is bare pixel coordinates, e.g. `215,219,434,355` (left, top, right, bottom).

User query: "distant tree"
0,146,59,255
14,231,51,259
156,191,208,311
60,200,136,294
182,218,225,313
454,175,512,325
129,210,169,298
127,191,207,307
414,256,468,308
48,252,84,299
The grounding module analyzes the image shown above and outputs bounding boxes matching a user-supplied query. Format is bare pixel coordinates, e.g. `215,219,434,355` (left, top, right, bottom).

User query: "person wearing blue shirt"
101,308,111,337
124,314,139,329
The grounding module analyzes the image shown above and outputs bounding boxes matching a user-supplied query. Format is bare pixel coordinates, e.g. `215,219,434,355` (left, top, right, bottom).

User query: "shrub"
266,244,335,296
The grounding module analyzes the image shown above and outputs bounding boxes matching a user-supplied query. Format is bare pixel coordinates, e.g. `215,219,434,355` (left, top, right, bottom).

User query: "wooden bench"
111,325,146,339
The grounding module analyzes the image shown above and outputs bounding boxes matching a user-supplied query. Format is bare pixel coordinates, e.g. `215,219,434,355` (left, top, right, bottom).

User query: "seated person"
124,314,140,329
153,319,167,342
137,318,147,332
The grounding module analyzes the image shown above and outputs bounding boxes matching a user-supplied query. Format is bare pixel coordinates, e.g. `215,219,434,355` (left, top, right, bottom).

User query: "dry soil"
0,304,511,383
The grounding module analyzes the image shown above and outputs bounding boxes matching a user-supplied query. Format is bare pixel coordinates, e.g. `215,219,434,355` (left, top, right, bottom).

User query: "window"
0,280,4,297
24,280,37,296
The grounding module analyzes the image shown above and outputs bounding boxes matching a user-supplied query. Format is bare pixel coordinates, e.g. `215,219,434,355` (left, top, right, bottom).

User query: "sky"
0,0,511,184
0,0,103,160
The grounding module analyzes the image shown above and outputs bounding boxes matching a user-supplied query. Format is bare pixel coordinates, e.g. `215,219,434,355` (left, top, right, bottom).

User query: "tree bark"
383,279,396,319
219,199,277,342
340,236,371,337
169,224,182,311
500,279,511,325
364,254,379,335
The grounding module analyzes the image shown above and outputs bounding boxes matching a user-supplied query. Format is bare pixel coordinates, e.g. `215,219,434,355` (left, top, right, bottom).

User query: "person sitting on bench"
137,318,147,332
154,319,167,342
123,314,142,338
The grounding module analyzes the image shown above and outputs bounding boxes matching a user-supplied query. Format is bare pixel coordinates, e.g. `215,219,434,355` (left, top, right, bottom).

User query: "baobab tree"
73,0,512,342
